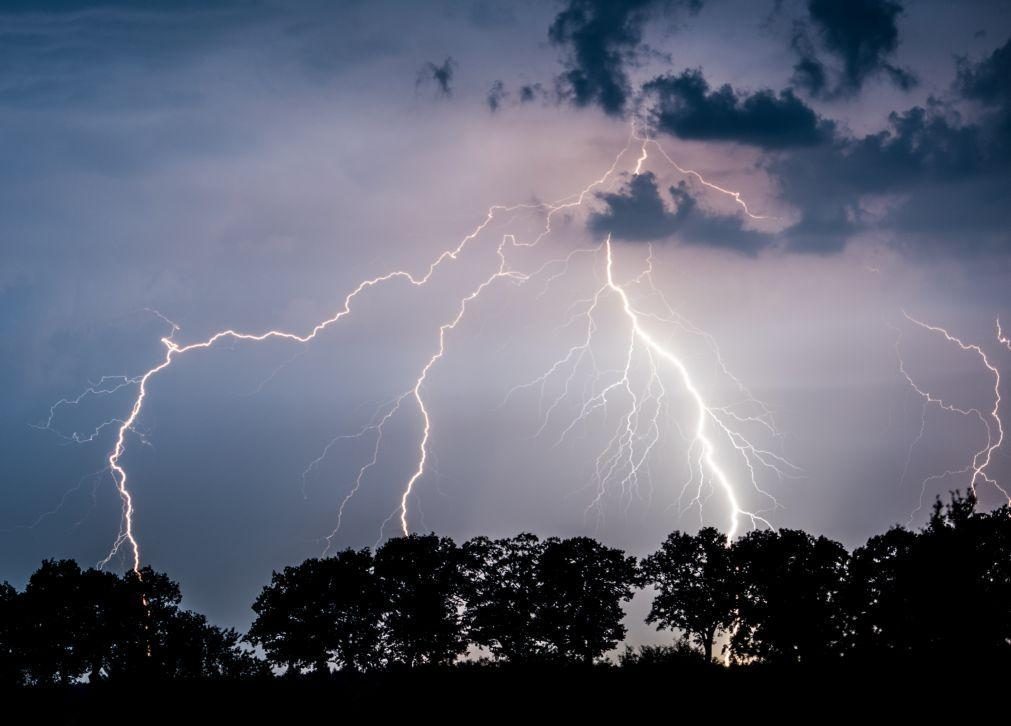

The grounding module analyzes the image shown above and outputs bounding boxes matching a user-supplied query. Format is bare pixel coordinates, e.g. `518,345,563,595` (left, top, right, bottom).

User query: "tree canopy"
2,492,1010,686
641,526,737,662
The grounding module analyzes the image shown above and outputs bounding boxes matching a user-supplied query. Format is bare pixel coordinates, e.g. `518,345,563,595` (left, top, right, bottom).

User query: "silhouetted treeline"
0,560,267,686
2,491,1009,687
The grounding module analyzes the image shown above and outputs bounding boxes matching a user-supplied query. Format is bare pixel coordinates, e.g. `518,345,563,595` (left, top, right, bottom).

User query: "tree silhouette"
318,549,385,672
0,581,20,686
10,560,254,683
881,492,1010,660
536,536,639,664
248,550,384,676
731,529,848,664
374,534,466,667
842,525,918,658
249,560,334,676
76,567,124,682
921,492,1011,658
960,500,1011,659
20,559,100,684
104,566,184,680
461,533,546,663
158,609,266,680
618,639,705,668
3,500,1010,685
642,527,736,662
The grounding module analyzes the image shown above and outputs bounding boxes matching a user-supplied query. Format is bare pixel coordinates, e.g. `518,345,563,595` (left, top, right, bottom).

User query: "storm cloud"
548,0,702,116
589,172,774,254
643,69,834,149
775,38,1011,254
791,0,917,98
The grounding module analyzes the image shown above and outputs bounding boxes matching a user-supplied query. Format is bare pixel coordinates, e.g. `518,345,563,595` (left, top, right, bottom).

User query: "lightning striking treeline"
31,126,1006,573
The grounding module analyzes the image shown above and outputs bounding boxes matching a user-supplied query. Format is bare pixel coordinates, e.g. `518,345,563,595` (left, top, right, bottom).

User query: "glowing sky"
3,0,1011,641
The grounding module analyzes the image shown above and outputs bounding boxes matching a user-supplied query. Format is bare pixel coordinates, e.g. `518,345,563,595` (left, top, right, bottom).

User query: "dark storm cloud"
643,69,834,149
774,38,1011,255
418,57,457,97
589,173,677,240
791,0,917,99
548,0,702,117
626,35,1011,257
588,172,774,254
773,106,987,253
956,39,1011,108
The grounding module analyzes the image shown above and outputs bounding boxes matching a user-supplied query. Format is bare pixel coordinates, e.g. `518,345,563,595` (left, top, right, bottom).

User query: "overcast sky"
2,0,1011,642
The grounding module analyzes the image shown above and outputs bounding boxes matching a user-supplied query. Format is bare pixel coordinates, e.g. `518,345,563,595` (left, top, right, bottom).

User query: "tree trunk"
703,630,714,663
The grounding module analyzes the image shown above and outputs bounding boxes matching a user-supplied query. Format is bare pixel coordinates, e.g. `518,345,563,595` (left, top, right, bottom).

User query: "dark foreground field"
5,662,1004,724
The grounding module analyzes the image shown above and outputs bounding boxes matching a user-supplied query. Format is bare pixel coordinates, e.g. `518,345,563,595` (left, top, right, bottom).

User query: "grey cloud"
643,68,834,149
773,90,1011,255
418,57,457,97
956,39,1011,109
548,0,702,117
485,80,550,112
588,172,774,254
486,80,507,111
791,0,917,99
635,37,1011,257
519,83,547,104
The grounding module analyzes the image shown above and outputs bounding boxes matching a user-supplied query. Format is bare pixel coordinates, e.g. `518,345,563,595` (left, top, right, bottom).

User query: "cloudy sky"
2,0,1011,640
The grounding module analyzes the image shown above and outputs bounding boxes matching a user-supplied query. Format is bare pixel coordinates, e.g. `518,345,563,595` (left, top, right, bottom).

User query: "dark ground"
4,663,1003,723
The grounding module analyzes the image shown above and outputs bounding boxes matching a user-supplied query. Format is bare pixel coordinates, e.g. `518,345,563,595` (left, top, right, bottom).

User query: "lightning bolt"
632,131,776,221
502,137,794,537
509,236,793,539
894,311,1009,520
603,237,790,537
39,124,789,571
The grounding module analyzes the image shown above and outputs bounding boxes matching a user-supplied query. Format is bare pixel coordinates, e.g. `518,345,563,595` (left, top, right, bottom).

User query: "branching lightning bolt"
601,237,791,537
38,124,793,571
894,311,1009,520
